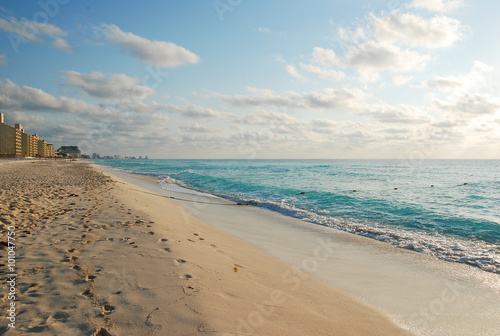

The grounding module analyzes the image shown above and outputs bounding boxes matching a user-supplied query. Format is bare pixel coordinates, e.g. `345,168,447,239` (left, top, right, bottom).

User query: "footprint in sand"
28,325,48,333
163,248,171,252
103,304,115,315
180,274,193,280
50,311,71,322
174,259,186,265
81,288,93,297
183,285,199,295
96,327,113,336
86,275,96,282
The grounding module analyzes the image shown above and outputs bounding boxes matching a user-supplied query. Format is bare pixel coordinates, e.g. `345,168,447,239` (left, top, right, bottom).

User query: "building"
57,146,81,158
31,134,40,157
0,113,54,158
0,114,22,157
21,133,39,157
38,139,48,158
47,144,55,157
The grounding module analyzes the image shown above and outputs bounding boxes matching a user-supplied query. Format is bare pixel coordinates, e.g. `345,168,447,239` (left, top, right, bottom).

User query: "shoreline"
93,159,500,276
1,160,414,335
99,164,500,336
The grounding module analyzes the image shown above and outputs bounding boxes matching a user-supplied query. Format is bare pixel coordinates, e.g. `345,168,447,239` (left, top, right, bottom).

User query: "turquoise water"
95,159,500,274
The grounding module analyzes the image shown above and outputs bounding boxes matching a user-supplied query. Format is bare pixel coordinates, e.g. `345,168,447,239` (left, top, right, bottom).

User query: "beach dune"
0,160,412,335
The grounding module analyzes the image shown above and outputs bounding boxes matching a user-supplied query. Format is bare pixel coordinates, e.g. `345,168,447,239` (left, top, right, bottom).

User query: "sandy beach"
0,160,414,335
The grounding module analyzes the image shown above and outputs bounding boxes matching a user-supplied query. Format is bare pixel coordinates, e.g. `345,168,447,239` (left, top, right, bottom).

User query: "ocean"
94,159,500,275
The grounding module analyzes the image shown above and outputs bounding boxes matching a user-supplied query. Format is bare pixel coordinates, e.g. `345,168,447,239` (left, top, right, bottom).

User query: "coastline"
99,163,500,336
1,160,414,335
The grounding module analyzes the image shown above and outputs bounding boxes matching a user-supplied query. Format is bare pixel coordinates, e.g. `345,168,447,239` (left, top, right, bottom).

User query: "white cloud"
435,93,500,115
234,110,300,126
258,27,271,33
217,87,365,110
426,76,463,90
360,103,432,124
0,79,252,156
311,47,340,67
408,0,464,12
99,24,200,68
295,10,464,82
300,63,345,80
422,62,497,94
118,100,224,119
0,79,107,116
52,37,74,53
167,103,225,119
371,13,464,48
0,16,72,52
338,27,367,42
4,111,49,129
310,119,341,129
180,123,217,133
63,71,155,100
357,69,382,83
53,112,172,155
0,54,5,65
192,91,204,100
0,78,224,131
346,41,430,72
431,119,466,128
297,47,345,80
285,65,305,80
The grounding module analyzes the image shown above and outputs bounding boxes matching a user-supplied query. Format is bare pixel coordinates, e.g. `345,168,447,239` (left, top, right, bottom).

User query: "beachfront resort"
0,113,54,158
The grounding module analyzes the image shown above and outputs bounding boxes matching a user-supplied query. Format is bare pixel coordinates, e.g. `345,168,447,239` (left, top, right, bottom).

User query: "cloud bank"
63,71,155,100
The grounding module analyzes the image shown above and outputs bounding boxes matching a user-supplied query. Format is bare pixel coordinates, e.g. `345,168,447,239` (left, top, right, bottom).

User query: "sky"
0,0,499,159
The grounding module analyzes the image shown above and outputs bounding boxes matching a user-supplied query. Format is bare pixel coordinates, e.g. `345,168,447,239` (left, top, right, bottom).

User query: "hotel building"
0,113,55,158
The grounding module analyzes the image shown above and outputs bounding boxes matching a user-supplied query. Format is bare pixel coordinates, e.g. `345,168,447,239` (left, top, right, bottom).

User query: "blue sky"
0,0,499,159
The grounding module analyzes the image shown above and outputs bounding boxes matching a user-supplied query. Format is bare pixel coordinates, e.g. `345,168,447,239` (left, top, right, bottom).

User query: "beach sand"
0,160,414,335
